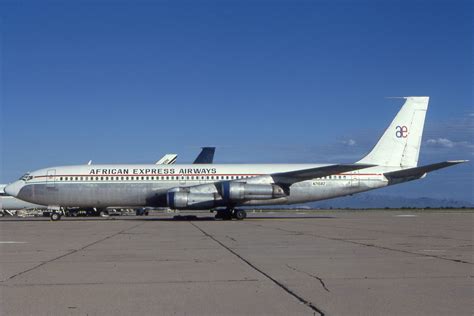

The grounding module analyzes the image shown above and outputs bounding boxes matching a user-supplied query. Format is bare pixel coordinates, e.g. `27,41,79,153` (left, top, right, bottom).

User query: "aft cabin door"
351,172,360,187
46,169,56,188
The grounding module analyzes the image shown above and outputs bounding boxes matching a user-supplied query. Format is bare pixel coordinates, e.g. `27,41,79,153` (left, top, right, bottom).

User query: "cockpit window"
19,173,33,181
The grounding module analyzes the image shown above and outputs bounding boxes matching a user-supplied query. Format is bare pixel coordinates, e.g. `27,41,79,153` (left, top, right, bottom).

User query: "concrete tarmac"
0,210,472,315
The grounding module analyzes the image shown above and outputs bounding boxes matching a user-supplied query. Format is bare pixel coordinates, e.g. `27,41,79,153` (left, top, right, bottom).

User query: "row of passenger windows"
57,175,254,182
319,175,348,180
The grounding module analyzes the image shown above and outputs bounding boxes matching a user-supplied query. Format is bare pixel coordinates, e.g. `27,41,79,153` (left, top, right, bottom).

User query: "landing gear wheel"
50,212,62,221
233,210,247,220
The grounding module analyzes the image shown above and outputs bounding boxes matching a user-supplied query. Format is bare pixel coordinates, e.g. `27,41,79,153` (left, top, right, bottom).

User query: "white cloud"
426,138,455,148
341,139,357,146
426,138,474,149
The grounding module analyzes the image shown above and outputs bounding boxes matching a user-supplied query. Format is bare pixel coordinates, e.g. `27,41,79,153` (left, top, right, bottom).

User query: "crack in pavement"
2,222,146,283
266,225,473,265
225,235,237,242
286,264,330,292
189,222,325,316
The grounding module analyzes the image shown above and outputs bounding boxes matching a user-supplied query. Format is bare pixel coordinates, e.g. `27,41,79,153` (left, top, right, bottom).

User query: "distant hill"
306,193,473,209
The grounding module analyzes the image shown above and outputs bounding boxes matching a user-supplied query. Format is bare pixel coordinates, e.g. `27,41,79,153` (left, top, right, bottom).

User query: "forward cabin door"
46,169,56,188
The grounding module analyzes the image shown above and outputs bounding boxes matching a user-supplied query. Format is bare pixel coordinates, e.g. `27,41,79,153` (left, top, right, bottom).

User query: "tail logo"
396,125,408,138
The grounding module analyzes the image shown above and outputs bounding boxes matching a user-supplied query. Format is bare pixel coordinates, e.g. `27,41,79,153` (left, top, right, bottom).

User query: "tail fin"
358,97,429,168
193,147,216,164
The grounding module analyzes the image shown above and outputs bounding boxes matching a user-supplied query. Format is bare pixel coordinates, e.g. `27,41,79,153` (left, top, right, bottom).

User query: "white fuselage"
5,164,392,208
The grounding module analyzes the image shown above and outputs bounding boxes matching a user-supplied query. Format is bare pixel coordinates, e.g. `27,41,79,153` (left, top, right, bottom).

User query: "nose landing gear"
50,212,62,221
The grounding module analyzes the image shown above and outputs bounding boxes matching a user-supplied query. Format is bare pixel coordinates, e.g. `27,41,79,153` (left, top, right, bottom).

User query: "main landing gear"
214,209,247,221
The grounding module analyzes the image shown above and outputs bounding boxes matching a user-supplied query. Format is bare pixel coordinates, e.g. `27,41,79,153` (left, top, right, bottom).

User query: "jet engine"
221,182,286,201
167,191,219,209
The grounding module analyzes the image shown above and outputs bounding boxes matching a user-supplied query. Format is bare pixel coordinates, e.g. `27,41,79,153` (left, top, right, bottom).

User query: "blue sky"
1,1,472,202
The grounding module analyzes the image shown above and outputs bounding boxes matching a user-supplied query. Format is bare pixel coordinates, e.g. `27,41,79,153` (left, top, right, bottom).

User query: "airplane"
193,147,215,164
154,147,216,165
5,97,467,221
155,154,177,165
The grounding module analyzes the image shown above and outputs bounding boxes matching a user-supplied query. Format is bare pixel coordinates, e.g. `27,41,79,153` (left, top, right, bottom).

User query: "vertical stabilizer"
358,97,429,168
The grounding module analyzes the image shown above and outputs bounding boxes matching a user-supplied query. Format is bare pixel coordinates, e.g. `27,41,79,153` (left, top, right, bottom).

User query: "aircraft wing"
384,160,468,183
193,147,215,164
162,163,376,205
271,163,376,184
155,154,178,165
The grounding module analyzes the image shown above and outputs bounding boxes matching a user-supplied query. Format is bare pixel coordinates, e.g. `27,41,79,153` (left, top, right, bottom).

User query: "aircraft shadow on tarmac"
0,215,335,222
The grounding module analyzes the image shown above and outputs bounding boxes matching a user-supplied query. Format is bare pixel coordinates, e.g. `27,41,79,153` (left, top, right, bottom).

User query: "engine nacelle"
221,182,286,201
167,191,219,210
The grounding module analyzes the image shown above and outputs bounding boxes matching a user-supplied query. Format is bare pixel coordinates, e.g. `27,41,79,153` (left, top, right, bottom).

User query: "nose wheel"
50,212,62,221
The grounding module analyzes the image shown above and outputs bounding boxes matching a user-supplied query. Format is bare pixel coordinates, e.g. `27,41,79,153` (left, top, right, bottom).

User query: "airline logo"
396,125,408,138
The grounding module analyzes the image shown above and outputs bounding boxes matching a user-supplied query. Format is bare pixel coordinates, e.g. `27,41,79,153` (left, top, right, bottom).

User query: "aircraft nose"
5,181,24,197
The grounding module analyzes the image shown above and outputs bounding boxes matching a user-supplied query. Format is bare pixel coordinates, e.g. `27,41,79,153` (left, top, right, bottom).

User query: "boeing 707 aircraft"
5,97,467,220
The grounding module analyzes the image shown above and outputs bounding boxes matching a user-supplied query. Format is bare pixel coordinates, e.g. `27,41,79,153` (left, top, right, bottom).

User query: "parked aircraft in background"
155,154,178,165
0,185,47,215
154,147,216,165
5,97,467,221
193,147,215,164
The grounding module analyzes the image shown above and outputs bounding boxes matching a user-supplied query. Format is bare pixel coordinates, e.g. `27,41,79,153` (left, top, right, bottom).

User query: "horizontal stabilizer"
272,164,376,184
384,160,468,183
